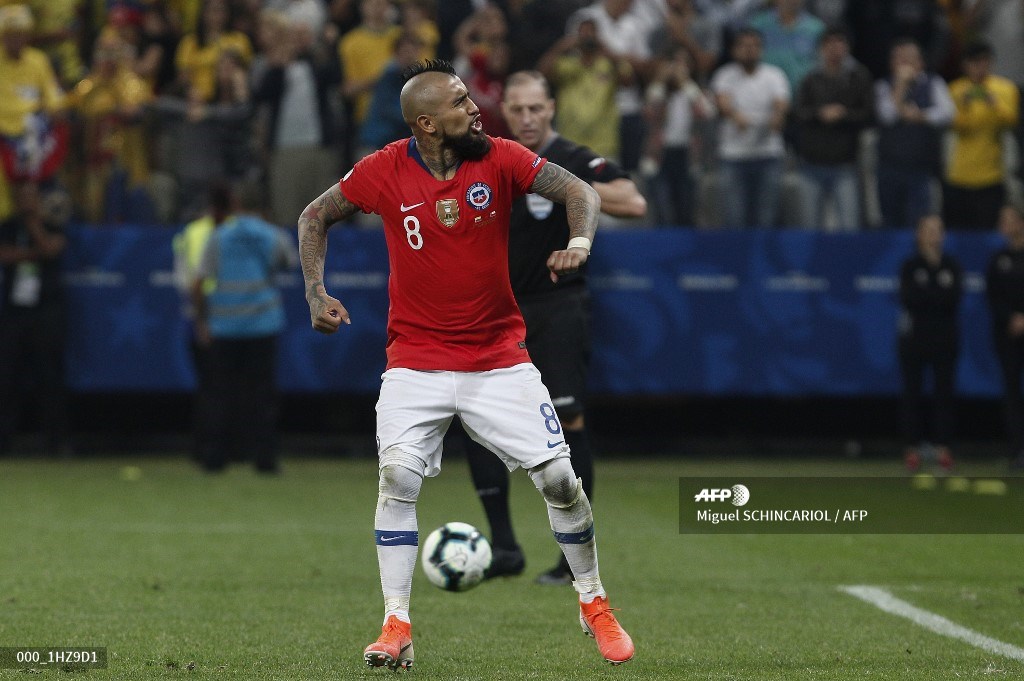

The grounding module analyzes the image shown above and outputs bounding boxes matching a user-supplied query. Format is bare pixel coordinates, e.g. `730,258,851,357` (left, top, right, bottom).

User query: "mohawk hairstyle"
401,58,456,84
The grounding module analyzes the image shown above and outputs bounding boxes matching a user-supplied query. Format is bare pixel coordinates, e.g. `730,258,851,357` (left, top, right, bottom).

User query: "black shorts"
519,287,591,419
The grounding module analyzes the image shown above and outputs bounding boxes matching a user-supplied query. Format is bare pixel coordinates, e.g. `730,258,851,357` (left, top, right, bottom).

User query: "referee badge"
526,193,554,219
436,199,459,227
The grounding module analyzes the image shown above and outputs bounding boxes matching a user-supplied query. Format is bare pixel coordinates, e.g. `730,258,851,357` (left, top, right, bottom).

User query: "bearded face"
446,126,492,161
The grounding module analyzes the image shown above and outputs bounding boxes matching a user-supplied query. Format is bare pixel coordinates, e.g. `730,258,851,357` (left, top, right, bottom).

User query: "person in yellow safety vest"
172,206,215,464
191,181,296,474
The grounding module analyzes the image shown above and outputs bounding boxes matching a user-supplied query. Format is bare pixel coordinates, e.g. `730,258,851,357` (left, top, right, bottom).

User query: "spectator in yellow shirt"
537,18,631,162
945,41,1020,231
166,0,203,35
0,0,83,87
338,0,399,132
174,0,252,102
400,0,438,61
0,4,63,139
0,4,64,219
65,33,155,223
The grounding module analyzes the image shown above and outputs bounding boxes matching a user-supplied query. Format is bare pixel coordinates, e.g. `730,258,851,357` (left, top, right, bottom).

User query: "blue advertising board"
57,226,1006,397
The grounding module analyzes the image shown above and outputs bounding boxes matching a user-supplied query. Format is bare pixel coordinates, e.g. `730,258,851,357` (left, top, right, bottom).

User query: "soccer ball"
420,522,492,592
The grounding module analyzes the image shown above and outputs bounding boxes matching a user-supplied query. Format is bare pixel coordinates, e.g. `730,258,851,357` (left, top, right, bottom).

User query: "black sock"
465,433,518,551
565,427,594,501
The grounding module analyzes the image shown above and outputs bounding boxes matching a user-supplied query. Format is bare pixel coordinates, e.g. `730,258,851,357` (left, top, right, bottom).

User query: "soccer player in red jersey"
297,60,634,669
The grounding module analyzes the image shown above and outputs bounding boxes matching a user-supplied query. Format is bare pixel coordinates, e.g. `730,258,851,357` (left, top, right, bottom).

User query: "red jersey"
340,135,547,371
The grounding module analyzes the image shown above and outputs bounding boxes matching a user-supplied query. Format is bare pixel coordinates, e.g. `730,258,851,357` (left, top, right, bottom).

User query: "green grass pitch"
0,456,1021,679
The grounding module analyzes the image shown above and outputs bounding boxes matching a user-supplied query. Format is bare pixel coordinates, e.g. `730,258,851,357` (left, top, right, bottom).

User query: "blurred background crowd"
0,0,1021,232
5,0,1024,468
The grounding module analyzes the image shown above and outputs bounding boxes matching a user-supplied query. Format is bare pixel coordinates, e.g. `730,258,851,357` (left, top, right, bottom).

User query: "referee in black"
985,203,1024,471
459,70,647,584
897,214,962,473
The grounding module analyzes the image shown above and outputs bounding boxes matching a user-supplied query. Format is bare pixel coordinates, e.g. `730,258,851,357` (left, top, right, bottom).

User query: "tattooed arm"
297,182,362,334
529,161,601,282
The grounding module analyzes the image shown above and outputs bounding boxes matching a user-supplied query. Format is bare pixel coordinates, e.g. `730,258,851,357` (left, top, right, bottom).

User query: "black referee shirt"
986,246,1024,338
508,134,628,300
898,252,962,348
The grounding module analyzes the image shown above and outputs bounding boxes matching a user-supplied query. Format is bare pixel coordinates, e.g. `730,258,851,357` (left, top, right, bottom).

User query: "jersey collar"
535,133,559,157
407,137,462,179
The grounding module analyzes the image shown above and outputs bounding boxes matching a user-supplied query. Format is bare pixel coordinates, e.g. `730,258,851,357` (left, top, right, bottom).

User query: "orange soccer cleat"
363,616,414,670
579,596,634,665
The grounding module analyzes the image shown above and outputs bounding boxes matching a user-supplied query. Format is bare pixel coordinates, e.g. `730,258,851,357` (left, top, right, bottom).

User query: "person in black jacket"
0,183,70,457
985,203,1024,471
793,27,874,230
898,214,962,472
252,20,339,226
874,39,955,229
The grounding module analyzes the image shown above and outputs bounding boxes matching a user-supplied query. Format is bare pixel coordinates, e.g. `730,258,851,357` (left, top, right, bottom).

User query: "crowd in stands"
0,0,1022,230
6,0,1024,467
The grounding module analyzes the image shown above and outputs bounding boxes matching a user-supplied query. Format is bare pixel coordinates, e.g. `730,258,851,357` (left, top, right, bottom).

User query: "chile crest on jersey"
466,182,493,210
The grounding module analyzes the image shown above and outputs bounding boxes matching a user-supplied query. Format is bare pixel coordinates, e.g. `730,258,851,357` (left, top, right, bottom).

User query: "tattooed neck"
421,145,461,180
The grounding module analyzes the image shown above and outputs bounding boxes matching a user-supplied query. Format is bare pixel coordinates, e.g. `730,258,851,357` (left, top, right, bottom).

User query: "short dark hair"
733,27,763,43
890,36,921,54
963,40,993,61
236,180,266,214
208,180,234,217
504,70,552,99
661,42,697,69
819,25,849,47
401,58,456,84
394,31,424,52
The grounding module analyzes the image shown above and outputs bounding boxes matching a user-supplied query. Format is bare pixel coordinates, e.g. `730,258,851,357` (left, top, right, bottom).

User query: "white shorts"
375,362,571,477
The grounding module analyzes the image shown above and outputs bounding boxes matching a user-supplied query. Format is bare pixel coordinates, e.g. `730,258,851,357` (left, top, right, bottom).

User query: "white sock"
546,487,605,596
575,575,606,603
529,460,607,600
375,465,422,623
384,597,411,624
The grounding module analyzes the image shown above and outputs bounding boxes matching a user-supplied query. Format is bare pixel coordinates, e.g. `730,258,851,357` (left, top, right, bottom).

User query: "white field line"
839,585,1024,662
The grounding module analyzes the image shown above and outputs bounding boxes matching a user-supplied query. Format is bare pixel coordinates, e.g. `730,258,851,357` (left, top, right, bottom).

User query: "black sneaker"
485,546,525,579
534,561,573,586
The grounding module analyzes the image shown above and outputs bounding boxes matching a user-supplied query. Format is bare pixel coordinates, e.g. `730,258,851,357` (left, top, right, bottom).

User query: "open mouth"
471,118,483,132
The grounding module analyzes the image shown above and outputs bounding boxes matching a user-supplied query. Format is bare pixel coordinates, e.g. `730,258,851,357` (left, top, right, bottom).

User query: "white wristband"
567,236,592,254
